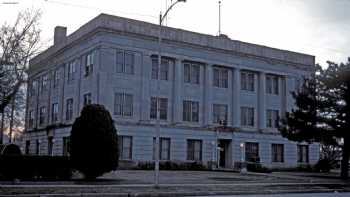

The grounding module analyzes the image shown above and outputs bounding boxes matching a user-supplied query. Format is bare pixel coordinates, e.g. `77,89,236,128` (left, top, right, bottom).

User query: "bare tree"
0,9,42,144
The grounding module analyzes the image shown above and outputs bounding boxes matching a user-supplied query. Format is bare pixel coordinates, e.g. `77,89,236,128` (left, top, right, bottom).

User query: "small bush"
246,163,271,173
0,155,72,180
314,158,332,172
135,161,207,171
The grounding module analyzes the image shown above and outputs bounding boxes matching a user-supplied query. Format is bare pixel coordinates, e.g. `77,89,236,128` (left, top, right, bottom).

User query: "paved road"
197,192,350,197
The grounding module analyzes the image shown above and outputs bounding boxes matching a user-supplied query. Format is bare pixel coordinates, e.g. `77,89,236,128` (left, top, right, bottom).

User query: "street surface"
197,193,350,197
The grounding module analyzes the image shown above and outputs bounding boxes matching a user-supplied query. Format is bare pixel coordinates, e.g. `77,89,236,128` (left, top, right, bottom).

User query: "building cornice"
29,14,315,74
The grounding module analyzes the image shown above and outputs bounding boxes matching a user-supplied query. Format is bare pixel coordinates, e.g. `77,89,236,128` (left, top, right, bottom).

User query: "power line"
42,0,157,19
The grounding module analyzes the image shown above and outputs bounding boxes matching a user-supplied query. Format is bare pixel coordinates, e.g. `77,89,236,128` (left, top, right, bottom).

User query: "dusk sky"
1,0,349,66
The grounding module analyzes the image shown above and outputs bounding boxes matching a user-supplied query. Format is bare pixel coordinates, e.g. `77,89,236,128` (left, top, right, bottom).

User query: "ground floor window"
297,144,309,163
245,142,259,162
48,137,54,156
187,139,202,161
118,136,132,160
271,144,284,163
25,140,30,154
153,137,171,160
35,139,40,155
63,136,70,156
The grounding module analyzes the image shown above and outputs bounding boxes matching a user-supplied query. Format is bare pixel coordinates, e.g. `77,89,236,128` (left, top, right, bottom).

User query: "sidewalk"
0,170,349,196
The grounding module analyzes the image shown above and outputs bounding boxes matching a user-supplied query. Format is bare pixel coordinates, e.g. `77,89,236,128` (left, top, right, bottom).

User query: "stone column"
232,68,241,128
258,71,266,130
172,59,183,124
140,53,152,122
280,76,287,119
204,64,213,126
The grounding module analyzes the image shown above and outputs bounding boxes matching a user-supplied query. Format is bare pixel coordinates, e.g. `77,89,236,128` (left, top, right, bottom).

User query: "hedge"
0,155,72,180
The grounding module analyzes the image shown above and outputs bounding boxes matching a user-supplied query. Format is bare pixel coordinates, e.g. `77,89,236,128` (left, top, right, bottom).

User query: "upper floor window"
41,75,49,93
29,80,38,97
241,72,255,91
66,98,73,120
150,97,168,120
114,93,133,117
272,144,284,163
39,106,46,125
267,109,279,128
53,69,60,88
116,51,134,75
85,51,94,77
67,60,76,82
51,103,59,123
187,139,202,161
213,104,228,124
28,110,34,128
83,93,92,106
213,67,228,88
266,75,279,95
297,145,309,163
183,100,199,122
151,57,170,80
184,63,200,84
241,107,254,127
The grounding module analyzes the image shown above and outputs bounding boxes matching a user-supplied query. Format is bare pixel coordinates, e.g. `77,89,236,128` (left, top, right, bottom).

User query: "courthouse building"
24,14,319,169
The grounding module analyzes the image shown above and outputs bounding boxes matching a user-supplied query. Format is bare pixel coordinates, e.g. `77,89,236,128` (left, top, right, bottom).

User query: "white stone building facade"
24,14,319,169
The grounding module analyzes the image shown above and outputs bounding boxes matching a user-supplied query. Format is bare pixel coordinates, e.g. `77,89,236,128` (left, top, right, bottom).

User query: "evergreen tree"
280,61,350,179
70,104,118,179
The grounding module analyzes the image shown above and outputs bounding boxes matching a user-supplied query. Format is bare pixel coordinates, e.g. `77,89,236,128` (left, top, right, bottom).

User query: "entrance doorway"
218,139,232,168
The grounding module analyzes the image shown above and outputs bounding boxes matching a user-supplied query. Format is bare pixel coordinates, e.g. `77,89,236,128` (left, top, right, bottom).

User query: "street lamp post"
155,0,186,188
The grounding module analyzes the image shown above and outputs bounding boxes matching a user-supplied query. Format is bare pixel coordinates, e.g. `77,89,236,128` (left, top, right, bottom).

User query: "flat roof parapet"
29,13,315,73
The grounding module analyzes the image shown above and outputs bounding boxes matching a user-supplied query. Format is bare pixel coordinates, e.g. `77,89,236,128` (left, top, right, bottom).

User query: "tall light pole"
155,0,186,188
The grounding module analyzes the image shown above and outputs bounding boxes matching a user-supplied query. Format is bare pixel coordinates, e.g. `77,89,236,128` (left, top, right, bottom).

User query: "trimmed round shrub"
70,104,118,179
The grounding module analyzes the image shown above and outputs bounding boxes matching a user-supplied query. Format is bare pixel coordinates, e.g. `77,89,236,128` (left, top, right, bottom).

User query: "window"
39,106,46,125
28,110,34,128
187,139,202,161
114,93,133,117
85,51,94,76
35,140,40,155
63,136,70,156
241,72,255,91
41,75,49,93
297,145,309,163
213,104,228,124
241,107,254,127
266,75,279,95
51,103,59,123
53,69,60,88
67,60,76,82
25,140,30,155
48,137,54,156
116,51,134,74
245,142,259,162
153,137,171,160
184,63,200,84
272,144,284,163
183,100,199,122
267,110,279,128
213,67,228,88
151,58,171,80
118,136,132,160
30,80,38,97
150,97,168,120
83,93,92,106
66,98,73,120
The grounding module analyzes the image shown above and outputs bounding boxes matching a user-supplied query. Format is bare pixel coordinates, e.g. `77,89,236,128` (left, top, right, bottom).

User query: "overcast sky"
1,0,349,66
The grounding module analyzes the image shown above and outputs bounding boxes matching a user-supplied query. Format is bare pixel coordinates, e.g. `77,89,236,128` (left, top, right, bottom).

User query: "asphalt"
0,170,349,196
